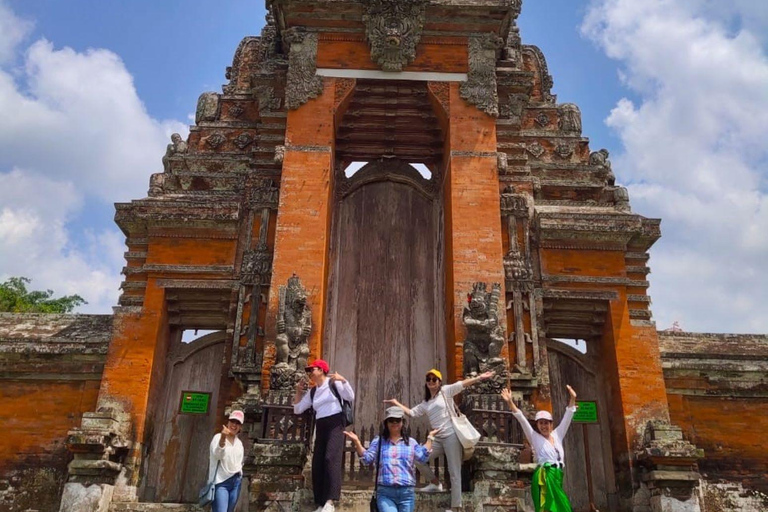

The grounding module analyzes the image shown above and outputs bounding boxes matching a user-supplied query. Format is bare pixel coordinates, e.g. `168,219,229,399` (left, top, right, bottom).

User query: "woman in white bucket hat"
501,385,578,512
207,410,245,512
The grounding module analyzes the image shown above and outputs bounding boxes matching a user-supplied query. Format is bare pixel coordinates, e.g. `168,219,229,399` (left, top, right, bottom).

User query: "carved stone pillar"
501,187,539,377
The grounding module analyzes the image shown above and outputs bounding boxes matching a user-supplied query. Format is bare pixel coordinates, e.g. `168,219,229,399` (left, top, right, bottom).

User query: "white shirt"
294,378,355,419
409,382,464,438
209,433,244,484
513,406,576,467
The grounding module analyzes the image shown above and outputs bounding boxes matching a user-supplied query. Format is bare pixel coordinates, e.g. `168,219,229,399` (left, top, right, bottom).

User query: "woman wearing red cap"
384,368,495,512
501,385,578,512
294,359,355,512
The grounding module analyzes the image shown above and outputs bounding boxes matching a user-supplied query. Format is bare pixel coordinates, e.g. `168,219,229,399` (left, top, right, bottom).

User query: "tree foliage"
0,277,87,313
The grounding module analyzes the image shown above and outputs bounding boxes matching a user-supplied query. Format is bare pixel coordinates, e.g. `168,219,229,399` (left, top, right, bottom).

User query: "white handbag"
442,391,480,460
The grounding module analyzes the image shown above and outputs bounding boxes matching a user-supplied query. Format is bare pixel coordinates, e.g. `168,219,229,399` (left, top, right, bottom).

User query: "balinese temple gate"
59,1,704,511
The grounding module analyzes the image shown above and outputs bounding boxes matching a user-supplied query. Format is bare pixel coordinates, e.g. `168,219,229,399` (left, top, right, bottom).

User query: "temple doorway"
324,160,445,435
140,330,228,503
547,338,618,512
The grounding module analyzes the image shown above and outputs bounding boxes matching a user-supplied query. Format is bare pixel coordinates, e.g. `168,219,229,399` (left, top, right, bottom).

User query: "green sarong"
531,464,572,512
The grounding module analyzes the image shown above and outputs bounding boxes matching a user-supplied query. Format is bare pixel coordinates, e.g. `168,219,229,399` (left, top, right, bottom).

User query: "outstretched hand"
343,431,360,444
383,398,401,407
479,370,495,381
566,385,577,407
500,388,519,412
329,372,347,383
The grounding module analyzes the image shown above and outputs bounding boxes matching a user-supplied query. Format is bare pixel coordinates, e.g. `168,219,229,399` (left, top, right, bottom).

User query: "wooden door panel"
326,178,443,437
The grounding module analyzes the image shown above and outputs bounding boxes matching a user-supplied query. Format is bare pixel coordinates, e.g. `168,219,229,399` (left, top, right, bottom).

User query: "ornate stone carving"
205,132,227,149
500,187,530,217
558,103,582,133
497,152,508,174
270,275,312,390
284,30,324,110
463,282,508,393
526,141,545,158
229,104,245,118
590,148,616,185
612,186,631,213
504,252,533,292
525,45,555,103
362,0,428,72
427,81,450,115
274,145,285,164
249,179,280,210
241,242,272,286
234,133,254,150
534,112,550,128
554,143,574,159
196,92,220,124
499,93,525,122
254,83,281,113
460,33,503,117
161,133,188,173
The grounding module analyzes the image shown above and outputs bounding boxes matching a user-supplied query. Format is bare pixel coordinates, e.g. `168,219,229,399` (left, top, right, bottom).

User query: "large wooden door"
547,339,618,512
325,162,445,436
141,331,227,503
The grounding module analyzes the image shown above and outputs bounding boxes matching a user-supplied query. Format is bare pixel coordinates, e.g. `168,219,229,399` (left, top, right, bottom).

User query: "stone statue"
590,148,615,186
558,103,582,133
362,0,428,72
463,283,508,393
613,186,631,212
162,133,188,173
270,275,312,390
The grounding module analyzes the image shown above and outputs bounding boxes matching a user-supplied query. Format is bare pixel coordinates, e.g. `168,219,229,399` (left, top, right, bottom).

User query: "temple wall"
0,314,111,512
659,331,768,494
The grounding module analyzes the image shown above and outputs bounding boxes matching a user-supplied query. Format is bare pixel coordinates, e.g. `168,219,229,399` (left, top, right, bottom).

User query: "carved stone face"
171,133,182,144
363,0,427,72
469,294,487,315
292,294,307,311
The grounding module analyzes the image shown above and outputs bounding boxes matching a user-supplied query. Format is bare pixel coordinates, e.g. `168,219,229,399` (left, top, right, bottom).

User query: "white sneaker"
321,503,335,512
419,482,443,493
313,507,323,512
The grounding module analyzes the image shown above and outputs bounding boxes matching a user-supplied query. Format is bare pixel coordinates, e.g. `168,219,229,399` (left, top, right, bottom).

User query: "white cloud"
0,2,187,313
583,0,768,333
0,1,32,64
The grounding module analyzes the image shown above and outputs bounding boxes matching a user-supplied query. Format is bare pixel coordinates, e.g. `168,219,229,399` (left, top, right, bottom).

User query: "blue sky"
1,0,767,333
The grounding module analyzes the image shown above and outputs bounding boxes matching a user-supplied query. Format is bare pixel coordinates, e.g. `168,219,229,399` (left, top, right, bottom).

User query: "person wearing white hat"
384,368,495,512
501,385,578,512
344,406,440,512
208,410,245,512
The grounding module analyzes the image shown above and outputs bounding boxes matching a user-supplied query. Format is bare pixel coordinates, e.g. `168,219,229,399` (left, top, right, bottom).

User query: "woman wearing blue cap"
384,368,494,512
502,385,578,512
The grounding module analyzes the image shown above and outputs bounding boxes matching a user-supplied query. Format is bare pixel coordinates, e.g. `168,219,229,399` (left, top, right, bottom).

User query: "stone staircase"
109,488,530,512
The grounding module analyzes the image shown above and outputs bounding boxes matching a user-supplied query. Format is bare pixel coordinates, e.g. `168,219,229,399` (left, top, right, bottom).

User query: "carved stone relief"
362,0,428,72
196,92,220,124
534,112,550,128
558,103,582,133
463,282,509,393
554,143,574,159
270,275,312,390
249,179,280,210
460,33,503,117
285,30,324,110
241,242,272,286
205,132,227,149
526,142,545,158
590,148,616,186
234,133,254,150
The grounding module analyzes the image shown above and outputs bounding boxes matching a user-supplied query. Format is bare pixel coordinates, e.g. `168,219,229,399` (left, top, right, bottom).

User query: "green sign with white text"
573,401,598,423
180,391,211,415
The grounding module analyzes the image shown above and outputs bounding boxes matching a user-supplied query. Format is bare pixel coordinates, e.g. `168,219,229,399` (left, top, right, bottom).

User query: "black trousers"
312,413,345,506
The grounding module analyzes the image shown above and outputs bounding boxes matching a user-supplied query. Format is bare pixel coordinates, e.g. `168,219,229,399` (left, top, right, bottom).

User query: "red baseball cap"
305,359,330,373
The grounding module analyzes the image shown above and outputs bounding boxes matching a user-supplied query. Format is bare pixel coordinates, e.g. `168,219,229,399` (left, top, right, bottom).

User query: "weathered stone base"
700,480,768,512
59,483,114,512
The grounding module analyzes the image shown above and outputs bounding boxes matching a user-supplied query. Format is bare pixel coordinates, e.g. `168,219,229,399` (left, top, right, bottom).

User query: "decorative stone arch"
336,159,437,201
522,45,555,104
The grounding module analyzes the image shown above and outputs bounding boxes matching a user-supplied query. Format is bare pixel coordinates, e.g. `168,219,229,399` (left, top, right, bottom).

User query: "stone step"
300,489,453,512
110,503,204,512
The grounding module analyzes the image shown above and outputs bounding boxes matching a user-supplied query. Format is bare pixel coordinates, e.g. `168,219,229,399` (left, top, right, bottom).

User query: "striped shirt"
360,436,431,487
408,382,464,438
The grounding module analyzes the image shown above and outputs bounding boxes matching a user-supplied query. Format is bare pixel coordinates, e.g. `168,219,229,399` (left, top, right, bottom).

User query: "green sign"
573,401,598,424
180,391,211,415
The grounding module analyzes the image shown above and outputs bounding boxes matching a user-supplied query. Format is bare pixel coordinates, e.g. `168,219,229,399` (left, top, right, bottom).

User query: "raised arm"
554,385,578,440
383,398,416,417
293,380,312,414
501,388,535,443
457,370,495,391
329,372,355,401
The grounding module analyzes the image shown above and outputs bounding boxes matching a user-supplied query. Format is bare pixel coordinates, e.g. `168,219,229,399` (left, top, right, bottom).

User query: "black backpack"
310,381,354,427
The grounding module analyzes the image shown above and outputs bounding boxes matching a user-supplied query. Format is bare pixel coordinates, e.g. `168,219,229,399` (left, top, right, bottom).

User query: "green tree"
0,277,87,313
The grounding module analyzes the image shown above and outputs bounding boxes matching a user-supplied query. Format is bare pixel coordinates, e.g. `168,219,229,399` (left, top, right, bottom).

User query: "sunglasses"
305,368,316,373
387,418,403,423
425,376,440,383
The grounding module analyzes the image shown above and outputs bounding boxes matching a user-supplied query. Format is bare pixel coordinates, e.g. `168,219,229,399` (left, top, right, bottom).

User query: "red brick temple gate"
56,2,705,512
